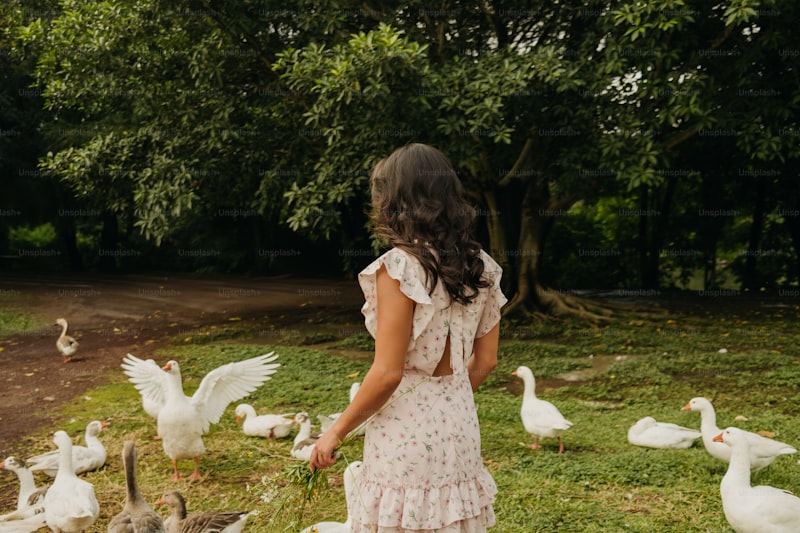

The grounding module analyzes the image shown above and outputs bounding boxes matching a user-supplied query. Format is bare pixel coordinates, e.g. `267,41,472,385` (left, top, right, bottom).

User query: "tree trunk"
98,211,118,273
647,177,677,288
638,186,651,287
742,177,765,290
251,217,264,274
784,213,800,286
57,216,83,272
704,247,716,290
482,189,507,268
501,178,611,322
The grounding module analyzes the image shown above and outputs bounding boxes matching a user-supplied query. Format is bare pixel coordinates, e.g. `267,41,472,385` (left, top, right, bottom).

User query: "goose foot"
63,357,72,363
170,460,181,481
526,437,542,451
188,458,202,481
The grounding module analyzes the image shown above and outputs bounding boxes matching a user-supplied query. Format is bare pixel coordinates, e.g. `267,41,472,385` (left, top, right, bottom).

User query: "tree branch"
662,123,700,151
498,137,535,187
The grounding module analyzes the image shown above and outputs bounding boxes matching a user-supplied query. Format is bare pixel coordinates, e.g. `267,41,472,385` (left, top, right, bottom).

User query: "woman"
310,143,507,532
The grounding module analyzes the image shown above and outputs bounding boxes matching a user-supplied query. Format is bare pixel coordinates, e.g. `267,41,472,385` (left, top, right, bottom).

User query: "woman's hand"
309,431,340,472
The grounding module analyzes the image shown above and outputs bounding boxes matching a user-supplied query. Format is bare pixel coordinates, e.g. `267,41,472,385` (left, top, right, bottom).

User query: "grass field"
2,299,799,532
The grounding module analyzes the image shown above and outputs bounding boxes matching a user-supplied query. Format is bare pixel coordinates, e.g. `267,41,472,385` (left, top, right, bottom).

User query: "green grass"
0,306,45,336
3,303,800,532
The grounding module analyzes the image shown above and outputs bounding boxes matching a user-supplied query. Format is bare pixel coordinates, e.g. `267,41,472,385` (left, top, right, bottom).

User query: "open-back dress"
348,247,507,532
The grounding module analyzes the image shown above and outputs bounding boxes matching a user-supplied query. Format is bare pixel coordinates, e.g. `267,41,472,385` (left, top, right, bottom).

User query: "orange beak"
0,461,5,469
680,402,692,411
101,421,111,429
511,370,518,376
712,432,724,443
155,496,165,506
163,362,172,371
236,415,242,423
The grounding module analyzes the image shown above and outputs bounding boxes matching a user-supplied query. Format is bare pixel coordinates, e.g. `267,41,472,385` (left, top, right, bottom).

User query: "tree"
17,0,800,306
274,0,799,318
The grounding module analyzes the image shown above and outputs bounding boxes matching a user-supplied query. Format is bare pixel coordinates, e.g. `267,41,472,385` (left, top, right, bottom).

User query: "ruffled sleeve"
475,251,507,338
358,248,436,347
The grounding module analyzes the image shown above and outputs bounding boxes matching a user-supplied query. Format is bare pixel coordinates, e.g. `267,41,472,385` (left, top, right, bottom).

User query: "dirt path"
0,272,364,461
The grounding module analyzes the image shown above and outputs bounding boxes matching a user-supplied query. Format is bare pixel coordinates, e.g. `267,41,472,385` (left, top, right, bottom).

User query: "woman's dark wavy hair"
369,143,491,305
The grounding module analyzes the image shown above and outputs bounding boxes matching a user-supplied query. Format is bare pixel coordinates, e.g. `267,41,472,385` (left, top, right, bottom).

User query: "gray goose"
108,441,165,533
55,318,79,362
156,491,249,533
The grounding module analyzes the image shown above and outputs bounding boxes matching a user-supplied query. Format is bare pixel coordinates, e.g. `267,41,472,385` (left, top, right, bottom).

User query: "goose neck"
698,407,717,431
723,443,752,490
295,421,312,443
15,467,37,507
58,442,75,478
521,375,537,398
123,447,142,504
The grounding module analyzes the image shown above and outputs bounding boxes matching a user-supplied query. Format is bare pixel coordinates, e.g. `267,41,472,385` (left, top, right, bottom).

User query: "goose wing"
190,352,280,433
122,354,170,413
181,511,248,533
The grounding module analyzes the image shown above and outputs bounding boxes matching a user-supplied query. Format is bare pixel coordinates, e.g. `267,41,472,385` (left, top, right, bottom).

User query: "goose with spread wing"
121,352,280,481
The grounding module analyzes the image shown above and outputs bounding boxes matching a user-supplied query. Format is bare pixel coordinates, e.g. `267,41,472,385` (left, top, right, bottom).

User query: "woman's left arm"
309,264,413,471
467,322,499,391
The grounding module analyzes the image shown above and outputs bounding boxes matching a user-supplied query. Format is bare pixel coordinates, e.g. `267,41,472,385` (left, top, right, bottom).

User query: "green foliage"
2,0,800,296
275,23,433,238
8,222,56,248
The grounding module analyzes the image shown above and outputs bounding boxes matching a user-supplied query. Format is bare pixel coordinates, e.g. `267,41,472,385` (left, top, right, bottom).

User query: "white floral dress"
348,247,507,532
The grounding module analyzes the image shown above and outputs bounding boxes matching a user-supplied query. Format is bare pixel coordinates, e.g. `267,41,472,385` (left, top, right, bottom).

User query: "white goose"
27,420,108,477
290,412,320,461
43,430,100,533
512,366,573,454
681,397,796,470
299,460,363,533
107,440,165,533
55,318,78,363
121,351,280,481
0,457,47,523
627,416,702,449
713,427,800,532
234,404,294,440
157,491,249,533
